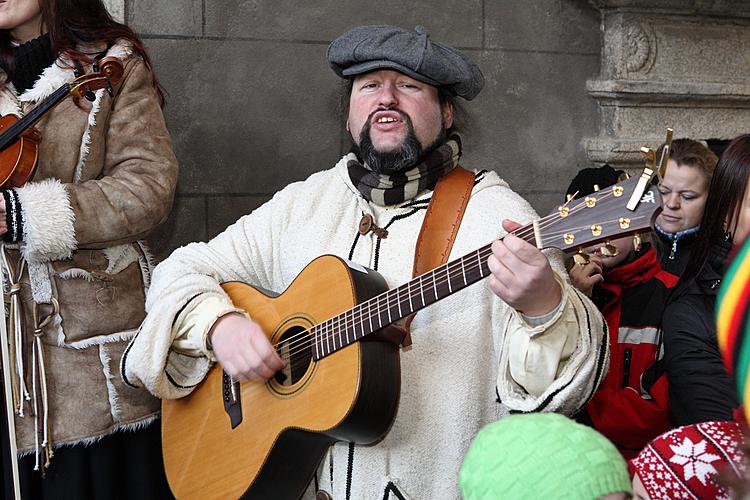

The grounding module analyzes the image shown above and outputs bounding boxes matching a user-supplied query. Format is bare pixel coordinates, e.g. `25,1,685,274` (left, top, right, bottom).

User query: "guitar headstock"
536,172,662,252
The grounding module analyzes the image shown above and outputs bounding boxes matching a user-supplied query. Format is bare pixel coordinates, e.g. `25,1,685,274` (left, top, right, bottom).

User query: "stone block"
144,39,342,195
128,0,202,36
204,0,482,48
207,195,271,239
147,195,207,263
590,0,750,18
104,0,124,23
602,13,750,82
461,49,600,197
485,0,600,53
586,3,750,169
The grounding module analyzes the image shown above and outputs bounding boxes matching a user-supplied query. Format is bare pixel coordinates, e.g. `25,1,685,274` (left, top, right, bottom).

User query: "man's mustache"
363,108,412,131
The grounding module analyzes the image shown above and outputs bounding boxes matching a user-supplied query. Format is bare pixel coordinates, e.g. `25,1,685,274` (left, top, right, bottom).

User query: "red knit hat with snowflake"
630,421,747,500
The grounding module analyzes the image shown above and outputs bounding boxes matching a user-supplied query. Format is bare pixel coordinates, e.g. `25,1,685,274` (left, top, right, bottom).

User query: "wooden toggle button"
359,213,374,235
358,213,388,238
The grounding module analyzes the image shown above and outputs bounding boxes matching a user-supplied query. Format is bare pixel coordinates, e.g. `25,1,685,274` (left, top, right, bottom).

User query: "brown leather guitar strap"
398,165,475,347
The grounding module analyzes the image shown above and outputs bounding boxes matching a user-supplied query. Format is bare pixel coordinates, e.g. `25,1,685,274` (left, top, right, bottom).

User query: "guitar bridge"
222,371,243,429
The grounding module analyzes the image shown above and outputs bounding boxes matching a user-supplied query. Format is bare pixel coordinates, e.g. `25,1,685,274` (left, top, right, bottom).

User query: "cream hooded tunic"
124,156,607,499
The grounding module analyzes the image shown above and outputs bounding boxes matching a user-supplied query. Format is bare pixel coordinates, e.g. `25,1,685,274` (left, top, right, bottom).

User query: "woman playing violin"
0,0,177,498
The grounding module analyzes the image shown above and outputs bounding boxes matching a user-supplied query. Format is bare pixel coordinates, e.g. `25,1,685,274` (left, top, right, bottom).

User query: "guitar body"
162,255,402,499
0,115,40,188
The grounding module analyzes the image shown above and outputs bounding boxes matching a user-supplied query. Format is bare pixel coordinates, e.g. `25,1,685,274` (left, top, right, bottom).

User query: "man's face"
347,70,453,171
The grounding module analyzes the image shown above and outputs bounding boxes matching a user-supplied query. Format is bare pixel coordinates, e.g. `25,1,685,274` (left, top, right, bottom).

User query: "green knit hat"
459,413,632,500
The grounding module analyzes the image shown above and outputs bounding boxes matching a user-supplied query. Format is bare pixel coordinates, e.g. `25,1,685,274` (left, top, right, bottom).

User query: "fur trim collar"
17,39,134,104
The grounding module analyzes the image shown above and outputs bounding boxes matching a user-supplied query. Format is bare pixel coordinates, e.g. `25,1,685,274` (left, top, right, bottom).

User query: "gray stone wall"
585,1,750,170
124,1,602,261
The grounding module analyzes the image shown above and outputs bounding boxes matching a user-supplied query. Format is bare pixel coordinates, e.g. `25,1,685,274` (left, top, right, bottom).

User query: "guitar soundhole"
274,326,313,386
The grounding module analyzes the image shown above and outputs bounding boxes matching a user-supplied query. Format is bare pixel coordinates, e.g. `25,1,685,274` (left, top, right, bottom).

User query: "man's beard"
354,110,445,175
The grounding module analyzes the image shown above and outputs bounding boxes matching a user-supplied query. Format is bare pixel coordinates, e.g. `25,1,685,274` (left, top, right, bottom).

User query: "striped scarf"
347,134,462,206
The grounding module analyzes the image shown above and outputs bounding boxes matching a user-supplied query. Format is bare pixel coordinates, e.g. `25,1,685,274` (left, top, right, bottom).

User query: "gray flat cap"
327,25,485,100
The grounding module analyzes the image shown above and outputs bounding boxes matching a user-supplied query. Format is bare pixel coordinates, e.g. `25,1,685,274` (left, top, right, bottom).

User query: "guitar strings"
273,187,624,358
274,191,643,368
276,193,639,371
277,209,651,377
273,188,638,366
273,214,548,359
278,211,652,377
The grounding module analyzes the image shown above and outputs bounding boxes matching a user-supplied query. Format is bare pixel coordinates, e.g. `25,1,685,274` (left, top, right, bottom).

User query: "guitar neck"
0,84,72,151
308,173,662,360
311,223,537,360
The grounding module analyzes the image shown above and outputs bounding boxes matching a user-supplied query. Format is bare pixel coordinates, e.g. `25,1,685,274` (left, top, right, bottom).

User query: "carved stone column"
585,1,750,170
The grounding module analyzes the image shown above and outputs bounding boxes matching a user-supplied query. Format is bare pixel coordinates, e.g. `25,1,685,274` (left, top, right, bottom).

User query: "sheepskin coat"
125,158,607,499
0,40,178,453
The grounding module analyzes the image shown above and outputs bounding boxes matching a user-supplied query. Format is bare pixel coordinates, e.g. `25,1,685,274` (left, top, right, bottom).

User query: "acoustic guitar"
162,169,663,499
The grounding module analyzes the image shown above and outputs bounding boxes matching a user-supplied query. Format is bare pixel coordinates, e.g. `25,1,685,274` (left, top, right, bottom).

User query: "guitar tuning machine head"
600,242,619,257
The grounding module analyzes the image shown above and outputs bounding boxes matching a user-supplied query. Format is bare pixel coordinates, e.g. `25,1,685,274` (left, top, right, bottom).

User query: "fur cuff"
16,178,77,262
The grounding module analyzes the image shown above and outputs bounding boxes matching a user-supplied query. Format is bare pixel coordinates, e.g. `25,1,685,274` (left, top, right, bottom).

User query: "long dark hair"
680,133,750,286
0,0,164,106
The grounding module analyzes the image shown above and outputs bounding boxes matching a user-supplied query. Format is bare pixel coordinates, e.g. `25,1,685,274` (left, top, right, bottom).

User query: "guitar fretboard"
311,226,533,360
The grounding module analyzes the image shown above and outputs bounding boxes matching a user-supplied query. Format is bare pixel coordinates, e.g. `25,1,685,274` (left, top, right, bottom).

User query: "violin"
0,56,124,188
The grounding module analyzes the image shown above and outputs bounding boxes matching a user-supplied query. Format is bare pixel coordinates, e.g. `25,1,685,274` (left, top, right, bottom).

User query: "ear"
442,101,454,130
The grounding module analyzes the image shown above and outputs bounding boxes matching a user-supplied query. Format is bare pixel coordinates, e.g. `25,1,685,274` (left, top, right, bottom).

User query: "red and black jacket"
582,245,679,458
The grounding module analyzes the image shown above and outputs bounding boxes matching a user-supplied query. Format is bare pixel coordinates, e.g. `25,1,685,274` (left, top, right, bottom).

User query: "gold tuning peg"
573,251,590,267
600,242,619,257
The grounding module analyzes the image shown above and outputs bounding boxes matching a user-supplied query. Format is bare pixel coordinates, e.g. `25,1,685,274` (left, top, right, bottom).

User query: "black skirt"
2,422,173,500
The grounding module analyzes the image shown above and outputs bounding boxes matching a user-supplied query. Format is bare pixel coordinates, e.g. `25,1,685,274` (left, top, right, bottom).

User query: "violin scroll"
70,56,124,101
95,57,124,82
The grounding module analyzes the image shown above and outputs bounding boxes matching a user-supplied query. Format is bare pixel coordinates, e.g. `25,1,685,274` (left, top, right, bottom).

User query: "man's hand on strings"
487,219,562,317
208,312,285,381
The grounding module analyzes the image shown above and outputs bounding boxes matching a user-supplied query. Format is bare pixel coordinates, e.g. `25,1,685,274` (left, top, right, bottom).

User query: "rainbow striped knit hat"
717,237,750,421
